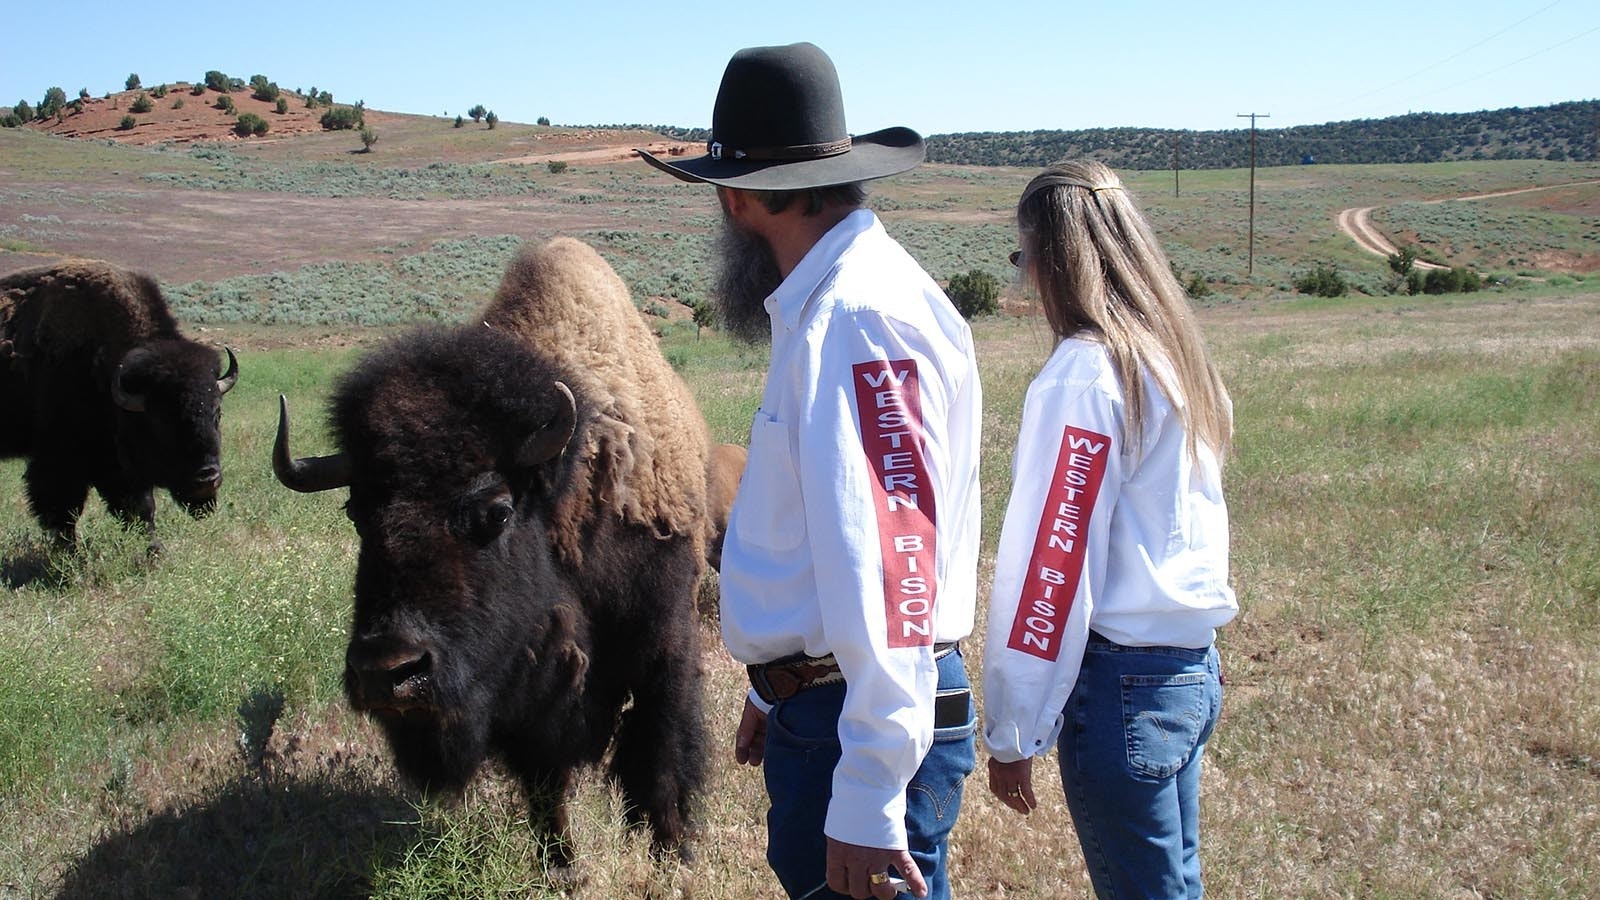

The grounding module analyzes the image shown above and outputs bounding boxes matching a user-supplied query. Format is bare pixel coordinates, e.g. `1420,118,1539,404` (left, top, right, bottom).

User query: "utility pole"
1237,112,1270,275
1172,133,1181,198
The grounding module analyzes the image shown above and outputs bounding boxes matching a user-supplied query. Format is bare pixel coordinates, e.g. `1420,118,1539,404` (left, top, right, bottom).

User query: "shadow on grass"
55,770,418,899
1,542,70,590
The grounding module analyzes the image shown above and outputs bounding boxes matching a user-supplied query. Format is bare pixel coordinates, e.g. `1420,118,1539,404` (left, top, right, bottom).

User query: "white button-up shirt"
720,208,982,850
982,337,1237,763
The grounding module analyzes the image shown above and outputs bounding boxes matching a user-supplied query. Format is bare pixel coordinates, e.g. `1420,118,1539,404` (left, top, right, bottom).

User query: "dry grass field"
1,119,1597,898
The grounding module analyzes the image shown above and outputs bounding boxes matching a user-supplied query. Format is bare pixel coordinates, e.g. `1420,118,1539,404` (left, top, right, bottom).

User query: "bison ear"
112,347,156,413
515,381,577,468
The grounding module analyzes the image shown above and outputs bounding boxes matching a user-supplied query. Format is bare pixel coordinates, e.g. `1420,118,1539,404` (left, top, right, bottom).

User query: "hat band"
707,136,852,162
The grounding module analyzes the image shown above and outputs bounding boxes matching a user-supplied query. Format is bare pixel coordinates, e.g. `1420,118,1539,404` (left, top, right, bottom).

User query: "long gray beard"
713,220,783,345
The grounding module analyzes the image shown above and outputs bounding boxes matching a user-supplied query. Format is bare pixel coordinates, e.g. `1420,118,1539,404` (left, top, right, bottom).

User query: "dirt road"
1336,180,1600,268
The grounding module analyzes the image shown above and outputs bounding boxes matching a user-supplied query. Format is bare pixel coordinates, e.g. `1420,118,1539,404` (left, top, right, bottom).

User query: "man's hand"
826,836,927,899
733,695,767,766
987,756,1037,815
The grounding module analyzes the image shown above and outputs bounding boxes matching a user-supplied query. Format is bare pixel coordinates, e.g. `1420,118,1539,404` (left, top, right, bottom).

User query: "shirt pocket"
734,413,807,552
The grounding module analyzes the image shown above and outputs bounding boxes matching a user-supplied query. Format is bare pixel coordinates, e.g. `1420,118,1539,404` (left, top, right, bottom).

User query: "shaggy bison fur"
274,239,712,864
0,260,237,552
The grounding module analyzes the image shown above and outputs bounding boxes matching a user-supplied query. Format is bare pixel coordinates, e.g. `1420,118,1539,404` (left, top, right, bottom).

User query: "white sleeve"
796,308,951,851
982,377,1122,762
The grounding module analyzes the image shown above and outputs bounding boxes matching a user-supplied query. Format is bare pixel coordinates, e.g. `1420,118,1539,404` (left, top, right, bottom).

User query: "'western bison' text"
274,238,714,863
1,260,238,553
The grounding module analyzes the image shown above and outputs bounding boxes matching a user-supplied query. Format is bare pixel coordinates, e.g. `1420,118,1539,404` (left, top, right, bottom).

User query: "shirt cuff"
746,687,773,715
982,722,1030,763
824,776,908,850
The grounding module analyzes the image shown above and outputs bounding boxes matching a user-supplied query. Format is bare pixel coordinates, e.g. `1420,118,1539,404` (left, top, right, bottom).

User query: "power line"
1324,0,1565,114
1410,22,1600,103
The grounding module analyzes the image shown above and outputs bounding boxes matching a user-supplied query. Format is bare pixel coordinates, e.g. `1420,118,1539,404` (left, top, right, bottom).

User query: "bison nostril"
192,464,221,487
389,651,433,698
354,648,434,709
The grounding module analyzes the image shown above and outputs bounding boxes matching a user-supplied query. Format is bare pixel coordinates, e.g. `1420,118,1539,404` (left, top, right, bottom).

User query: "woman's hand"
987,756,1037,815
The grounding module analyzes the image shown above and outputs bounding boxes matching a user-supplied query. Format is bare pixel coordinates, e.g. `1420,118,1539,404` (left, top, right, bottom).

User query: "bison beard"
276,326,710,867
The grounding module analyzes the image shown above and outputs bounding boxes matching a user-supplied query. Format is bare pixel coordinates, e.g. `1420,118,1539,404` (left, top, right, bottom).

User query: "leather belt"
747,641,959,705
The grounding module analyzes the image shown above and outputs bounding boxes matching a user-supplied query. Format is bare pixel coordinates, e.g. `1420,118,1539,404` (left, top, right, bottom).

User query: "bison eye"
468,496,516,544
488,501,513,526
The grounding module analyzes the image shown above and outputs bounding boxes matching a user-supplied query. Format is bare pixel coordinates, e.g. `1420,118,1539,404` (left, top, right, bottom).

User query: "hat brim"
637,126,924,190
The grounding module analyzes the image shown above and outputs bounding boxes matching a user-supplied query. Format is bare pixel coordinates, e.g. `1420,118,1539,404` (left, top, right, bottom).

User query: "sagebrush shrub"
320,106,362,130
234,113,269,137
1293,262,1348,297
947,269,1001,319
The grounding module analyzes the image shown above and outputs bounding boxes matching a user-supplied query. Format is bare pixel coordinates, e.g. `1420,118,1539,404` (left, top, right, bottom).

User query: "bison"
705,442,746,573
273,238,711,864
1,261,237,553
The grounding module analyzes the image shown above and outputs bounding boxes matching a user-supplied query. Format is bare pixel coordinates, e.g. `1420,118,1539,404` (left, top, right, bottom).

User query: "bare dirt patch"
493,139,699,166
29,86,327,146
0,183,656,283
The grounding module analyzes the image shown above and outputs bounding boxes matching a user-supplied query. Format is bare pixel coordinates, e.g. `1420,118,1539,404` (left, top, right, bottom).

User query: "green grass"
3,142,1599,895
4,292,1599,896
142,150,556,200
0,128,215,181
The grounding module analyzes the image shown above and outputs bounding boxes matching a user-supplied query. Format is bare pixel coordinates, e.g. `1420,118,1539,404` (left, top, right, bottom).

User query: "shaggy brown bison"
274,238,711,864
706,442,746,572
1,261,237,552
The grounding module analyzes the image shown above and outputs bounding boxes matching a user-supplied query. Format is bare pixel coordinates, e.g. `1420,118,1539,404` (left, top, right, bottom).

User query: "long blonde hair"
1017,160,1232,460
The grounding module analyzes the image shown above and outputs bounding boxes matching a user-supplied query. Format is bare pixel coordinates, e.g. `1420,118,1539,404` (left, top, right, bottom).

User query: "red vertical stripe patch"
1006,425,1111,661
853,359,938,649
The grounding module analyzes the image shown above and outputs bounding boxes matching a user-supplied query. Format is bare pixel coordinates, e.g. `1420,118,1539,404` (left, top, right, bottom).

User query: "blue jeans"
763,648,976,899
1058,633,1223,899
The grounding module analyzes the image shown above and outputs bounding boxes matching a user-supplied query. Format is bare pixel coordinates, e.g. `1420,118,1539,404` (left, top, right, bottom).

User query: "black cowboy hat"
638,42,925,191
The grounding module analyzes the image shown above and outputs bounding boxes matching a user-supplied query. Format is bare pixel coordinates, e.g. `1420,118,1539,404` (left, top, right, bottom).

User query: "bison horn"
217,347,239,394
515,381,578,468
273,394,353,493
111,348,151,413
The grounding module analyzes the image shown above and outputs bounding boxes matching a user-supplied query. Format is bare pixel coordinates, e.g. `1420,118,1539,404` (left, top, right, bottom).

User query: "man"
640,43,982,900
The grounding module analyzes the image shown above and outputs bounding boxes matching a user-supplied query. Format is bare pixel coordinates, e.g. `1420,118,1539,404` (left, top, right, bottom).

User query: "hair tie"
1020,174,1125,206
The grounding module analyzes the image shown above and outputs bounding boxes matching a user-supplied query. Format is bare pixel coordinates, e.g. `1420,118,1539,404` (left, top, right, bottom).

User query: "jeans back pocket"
1119,672,1208,779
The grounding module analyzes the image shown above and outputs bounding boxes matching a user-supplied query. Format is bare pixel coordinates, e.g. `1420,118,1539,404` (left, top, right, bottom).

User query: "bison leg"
609,641,709,861
521,767,578,869
101,483,161,557
22,458,89,550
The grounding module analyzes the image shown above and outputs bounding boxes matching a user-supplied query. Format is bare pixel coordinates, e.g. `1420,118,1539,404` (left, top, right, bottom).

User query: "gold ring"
869,872,890,885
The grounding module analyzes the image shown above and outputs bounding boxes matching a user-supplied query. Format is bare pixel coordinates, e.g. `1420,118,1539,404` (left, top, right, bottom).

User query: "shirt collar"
765,208,882,333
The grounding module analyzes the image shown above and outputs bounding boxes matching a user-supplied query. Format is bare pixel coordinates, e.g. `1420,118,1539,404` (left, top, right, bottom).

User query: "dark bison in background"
274,238,713,864
1,261,238,553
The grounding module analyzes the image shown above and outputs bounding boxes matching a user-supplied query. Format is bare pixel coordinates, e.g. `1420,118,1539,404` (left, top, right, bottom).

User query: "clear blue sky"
2,1,1593,134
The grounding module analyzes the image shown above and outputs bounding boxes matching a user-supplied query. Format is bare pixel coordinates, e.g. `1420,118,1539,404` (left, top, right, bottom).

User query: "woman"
982,160,1237,899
